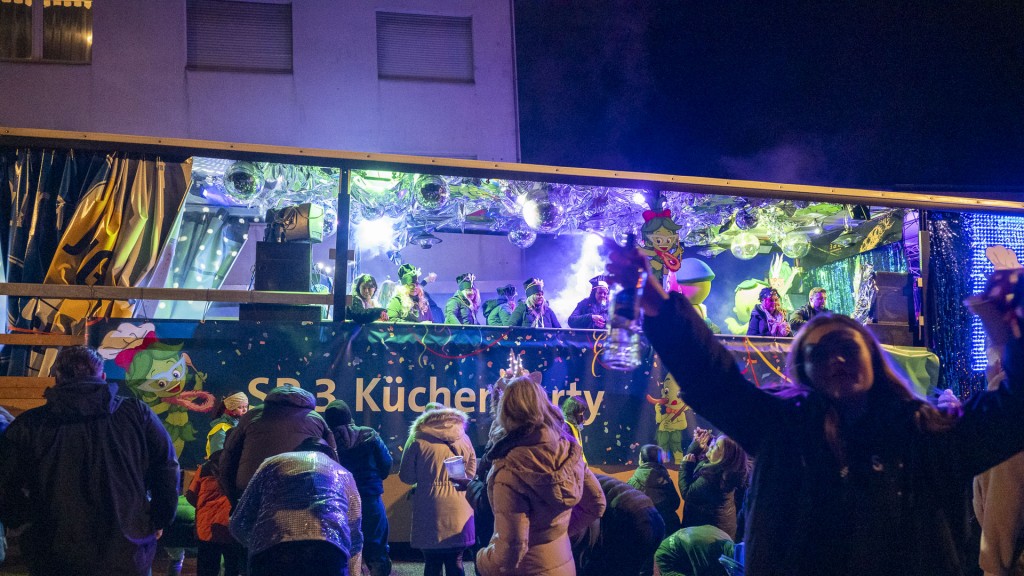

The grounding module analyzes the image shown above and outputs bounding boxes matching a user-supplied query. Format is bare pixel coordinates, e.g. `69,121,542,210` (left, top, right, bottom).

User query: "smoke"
547,234,607,323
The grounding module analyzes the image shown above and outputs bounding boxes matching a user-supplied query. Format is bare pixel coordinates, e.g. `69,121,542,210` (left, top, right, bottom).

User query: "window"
376,12,474,83
187,0,292,73
0,0,93,63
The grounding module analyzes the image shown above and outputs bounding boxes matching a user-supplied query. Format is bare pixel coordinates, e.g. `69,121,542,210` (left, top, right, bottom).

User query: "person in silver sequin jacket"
230,440,363,576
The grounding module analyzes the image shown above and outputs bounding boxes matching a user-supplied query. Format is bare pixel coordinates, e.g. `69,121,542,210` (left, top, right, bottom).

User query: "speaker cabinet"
254,241,311,292
866,322,915,347
872,272,911,323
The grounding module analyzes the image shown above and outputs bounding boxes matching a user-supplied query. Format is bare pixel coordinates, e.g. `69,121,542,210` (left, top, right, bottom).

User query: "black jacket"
0,378,179,576
746,303,790,337
679,441,740,539
574,474,665,576
219,385,337,501
568,297,608,329
645,292,1024,576
788,304,828,333
331,423,393,496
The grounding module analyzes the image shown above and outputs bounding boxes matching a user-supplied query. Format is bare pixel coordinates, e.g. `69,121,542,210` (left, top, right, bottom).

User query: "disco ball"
779,231,811,259
320,204,338,239
521,190,565,233
730,231,760,260
735,206,759,230
223,161,263,203
415,175,449,211
508,222,537,249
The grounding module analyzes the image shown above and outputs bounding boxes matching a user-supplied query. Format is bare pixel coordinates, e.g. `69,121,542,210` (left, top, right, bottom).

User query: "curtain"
0,2,31,59
7,152,190,376
803,242,908,316
43,2,92,61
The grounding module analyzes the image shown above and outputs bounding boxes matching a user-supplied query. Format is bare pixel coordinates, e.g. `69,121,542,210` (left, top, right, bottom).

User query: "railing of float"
0,283,331,414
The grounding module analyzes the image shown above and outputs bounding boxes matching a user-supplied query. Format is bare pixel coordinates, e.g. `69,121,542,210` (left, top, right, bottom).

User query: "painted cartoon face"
647,229,679,252
137,356,188,397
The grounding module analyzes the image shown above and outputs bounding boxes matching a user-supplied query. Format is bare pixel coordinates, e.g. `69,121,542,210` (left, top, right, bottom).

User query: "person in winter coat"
746,287,791,337
325,400,395,576
187,450,244,576
0,346,179,576
206,391,249,458
655,525,735,576
476,375,606,576
388,264,434,323
445,273,482,325
788,287,828,334
628,444,682,536
679,429,749,540
484,284,518,326
509,278,561,328
230,438,363,576
348,273,389,323
573,474,665,576
606,242,1024,576
219,385,337,502
400,404,477,576
568,276,610,329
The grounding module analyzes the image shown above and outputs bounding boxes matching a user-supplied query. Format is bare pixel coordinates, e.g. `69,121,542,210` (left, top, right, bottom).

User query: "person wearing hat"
444,273,481,325
747,287,791,337
387,264,434,323
483,284,518,326
509,278,561,328
207,391,250,459
568,276,610,329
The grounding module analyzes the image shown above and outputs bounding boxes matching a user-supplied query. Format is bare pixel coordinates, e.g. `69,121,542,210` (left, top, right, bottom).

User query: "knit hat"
524,277,544,297
323,399,353,428
399,264,420,286
457,273,476,291
222,391,249,411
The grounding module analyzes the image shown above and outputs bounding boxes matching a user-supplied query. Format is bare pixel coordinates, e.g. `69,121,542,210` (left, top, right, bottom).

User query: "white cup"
443,455,466,479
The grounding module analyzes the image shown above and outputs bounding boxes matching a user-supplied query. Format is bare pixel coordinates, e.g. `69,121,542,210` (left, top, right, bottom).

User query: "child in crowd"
187,449,244,576
628,444,682,536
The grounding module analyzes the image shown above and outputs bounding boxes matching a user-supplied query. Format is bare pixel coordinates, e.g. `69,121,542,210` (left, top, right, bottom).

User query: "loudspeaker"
266,204,325,243
866,322,915,347
872,272,911,323
254,241,311,292
239,303,323,322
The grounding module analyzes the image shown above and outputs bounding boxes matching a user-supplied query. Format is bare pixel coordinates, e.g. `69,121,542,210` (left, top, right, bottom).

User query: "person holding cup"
399,403,476,576
605,239,1024,576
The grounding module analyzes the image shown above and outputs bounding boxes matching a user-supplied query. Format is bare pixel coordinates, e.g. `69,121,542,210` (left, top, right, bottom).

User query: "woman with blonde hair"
387,264,432,323
476,376,606,576
606,240,1024,576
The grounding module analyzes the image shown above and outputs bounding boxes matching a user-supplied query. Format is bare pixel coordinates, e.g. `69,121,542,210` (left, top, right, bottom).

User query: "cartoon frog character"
724,279,770,335
672,258,721,333
638,209,683,286
646,373,690,464
101,323,215,456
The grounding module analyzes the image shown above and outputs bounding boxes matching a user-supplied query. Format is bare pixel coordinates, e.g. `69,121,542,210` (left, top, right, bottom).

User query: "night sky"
514,1,1024,190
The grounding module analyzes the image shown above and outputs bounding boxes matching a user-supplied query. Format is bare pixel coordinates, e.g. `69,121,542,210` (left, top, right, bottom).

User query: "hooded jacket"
645,292,1024,576
476,426,606,576
0,377,179,576
219,385,337,501
628,461,682,535
444,293,481,325
399,407,477,550
332,422,393,496
484,296,516,326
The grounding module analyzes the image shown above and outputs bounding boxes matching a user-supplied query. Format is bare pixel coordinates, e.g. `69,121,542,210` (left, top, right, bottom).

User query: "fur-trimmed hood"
408,407,469,444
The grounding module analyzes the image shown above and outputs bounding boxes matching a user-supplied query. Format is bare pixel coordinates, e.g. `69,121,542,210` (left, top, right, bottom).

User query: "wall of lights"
967,213,1024,371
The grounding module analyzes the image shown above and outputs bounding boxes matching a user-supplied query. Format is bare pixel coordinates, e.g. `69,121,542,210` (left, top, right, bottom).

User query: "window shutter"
376,12,474,83
187,0,292,73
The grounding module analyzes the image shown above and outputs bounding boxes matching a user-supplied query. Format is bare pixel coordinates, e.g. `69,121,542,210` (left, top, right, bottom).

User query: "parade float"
2,127,1023,539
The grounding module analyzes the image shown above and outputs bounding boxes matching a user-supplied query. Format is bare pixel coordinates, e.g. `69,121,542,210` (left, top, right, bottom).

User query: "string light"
966,213,1024,371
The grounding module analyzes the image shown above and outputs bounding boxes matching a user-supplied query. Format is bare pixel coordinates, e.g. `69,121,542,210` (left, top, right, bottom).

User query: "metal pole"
333,168,351,320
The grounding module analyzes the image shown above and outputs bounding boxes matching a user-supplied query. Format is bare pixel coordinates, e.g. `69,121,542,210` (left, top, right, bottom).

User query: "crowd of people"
1,245,1024,576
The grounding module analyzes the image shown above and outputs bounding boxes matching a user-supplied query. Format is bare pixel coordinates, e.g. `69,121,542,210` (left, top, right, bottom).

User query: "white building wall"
0,0,520,161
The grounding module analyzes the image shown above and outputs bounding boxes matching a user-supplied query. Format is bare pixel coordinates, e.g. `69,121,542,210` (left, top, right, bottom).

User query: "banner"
89,319,799,469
